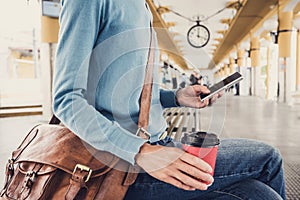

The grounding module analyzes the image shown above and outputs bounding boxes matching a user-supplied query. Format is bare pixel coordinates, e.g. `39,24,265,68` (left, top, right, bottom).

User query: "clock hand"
198,35,207,40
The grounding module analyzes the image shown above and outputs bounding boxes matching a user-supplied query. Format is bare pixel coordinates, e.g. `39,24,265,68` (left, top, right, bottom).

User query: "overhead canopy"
146,0,189,69
209,0,278,68
294,2,300,13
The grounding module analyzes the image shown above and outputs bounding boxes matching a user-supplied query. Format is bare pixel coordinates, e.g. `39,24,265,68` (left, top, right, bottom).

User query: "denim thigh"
124,138,284,200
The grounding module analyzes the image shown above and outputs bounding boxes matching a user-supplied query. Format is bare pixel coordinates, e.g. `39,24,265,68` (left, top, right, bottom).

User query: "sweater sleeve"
159,89,180,108
53,0,146,165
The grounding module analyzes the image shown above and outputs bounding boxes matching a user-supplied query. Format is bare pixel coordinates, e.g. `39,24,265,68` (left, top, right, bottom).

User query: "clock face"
187,24,210,48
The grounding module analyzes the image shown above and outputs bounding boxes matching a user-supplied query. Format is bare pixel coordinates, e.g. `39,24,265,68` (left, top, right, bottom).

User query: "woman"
53,0,285,199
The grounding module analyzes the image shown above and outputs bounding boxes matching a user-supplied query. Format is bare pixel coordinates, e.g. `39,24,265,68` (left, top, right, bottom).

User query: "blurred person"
189,71,200,85
179,73,188,88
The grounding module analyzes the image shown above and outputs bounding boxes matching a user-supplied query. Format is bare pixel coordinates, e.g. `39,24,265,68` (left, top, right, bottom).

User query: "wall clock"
187,22,210,48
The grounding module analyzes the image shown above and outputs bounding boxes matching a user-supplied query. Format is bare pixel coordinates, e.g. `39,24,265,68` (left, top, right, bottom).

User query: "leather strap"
122,29,155,187
20,163,43,199
137,28,155,134
0,160,14,197
65,168,89,200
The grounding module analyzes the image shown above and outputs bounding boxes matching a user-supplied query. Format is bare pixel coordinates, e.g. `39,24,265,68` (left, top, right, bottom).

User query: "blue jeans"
124,138,286,200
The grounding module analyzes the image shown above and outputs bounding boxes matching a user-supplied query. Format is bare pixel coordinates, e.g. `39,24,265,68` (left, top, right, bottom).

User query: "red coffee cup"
181,132,220,177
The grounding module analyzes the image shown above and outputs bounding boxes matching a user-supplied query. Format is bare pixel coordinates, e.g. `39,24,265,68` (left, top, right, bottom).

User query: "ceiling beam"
209,0,278,68
294,2,300,13
146,0,189,69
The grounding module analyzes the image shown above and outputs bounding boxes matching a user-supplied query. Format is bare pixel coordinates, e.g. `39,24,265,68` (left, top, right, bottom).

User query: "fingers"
169,155,214,190
193,85,210,95
193,85,210,108
197,98,209,108
139,146,214,191
176,85,212,108
178,153,214,189
171,169,210,191
180,152,213,173
209,94,219,105
208,91,224,106
218,91,224,97
177,162,214,185
161,162,213,191
177,85,224,108
164,176,196,191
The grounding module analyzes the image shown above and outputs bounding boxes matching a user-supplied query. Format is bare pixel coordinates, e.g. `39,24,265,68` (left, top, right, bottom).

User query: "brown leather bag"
0,124,131,200
0,30,155,200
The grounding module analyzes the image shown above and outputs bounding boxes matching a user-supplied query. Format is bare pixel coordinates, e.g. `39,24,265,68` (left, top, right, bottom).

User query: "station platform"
0,95,299,199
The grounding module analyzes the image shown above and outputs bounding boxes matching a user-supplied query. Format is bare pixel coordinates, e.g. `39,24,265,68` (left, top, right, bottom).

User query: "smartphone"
200,72,243,102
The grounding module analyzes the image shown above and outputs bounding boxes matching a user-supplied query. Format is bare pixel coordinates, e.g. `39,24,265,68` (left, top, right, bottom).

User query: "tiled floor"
0,95,299,199
206,95,300,163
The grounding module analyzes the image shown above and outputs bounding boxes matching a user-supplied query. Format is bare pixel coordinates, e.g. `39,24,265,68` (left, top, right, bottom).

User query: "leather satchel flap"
13,124,120,177
18,162,57,175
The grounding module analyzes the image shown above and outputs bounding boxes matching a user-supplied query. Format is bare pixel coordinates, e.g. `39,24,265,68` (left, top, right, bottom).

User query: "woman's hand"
176,85,222,108
135,143,214,191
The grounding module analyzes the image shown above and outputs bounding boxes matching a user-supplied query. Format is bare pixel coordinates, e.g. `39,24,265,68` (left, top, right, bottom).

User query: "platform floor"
0,95,300,199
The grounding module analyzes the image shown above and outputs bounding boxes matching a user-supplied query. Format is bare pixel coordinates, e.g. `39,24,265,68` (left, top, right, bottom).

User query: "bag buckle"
1,158,16,196
7,159,14,171
25,171,37,188
136,127,151,140
73,164,92,182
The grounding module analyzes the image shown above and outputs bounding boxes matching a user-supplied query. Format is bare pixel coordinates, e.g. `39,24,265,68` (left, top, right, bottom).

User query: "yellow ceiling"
209,0,278,68
295,2,300,13
146,0,189,69
147,0,298,71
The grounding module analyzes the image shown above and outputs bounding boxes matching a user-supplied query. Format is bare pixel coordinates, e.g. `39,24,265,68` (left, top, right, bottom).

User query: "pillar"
40,16,59,120
229,57,235,74
250,36,260,96
225,64,230,76
278,12,292,58
237,49,248,96
218,69,222,81
266,35,280,101
265,35,272,99
278,10,294,103
237,49,245,67
221,66,225,78
41,17,59,43
297,30,300,90
250,37,260,67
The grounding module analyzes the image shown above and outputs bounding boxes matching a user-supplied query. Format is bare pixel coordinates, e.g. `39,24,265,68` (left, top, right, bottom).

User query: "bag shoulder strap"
137,28,155,134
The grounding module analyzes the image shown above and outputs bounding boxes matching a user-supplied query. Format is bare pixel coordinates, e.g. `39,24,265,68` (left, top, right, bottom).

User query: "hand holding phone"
200,72,243,102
